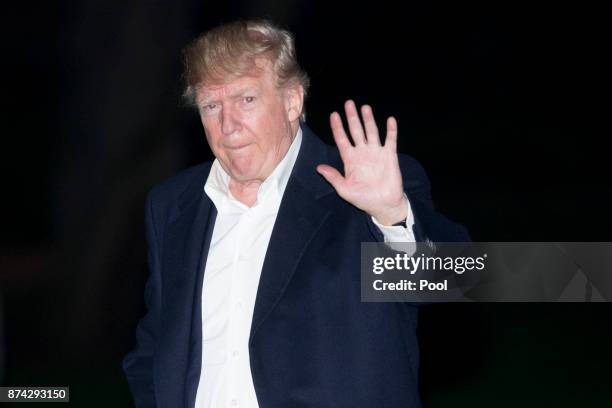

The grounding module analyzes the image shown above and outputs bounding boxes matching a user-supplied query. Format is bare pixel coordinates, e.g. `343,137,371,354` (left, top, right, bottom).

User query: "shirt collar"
204,127,303,213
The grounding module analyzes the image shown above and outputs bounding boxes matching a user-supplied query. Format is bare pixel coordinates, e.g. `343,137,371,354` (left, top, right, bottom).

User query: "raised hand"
316,100,408,226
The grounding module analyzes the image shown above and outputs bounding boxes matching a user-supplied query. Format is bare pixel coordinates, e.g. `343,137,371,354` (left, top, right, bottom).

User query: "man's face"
195,61,302,184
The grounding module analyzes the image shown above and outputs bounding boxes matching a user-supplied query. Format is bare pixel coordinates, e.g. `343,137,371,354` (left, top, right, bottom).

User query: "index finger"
330,111,352,162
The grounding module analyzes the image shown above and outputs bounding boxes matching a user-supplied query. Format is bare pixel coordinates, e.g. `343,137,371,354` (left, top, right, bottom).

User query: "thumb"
316,164,346,193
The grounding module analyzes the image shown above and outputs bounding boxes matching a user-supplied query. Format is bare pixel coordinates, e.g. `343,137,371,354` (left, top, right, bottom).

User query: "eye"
200,103,219,115
244,96,255,103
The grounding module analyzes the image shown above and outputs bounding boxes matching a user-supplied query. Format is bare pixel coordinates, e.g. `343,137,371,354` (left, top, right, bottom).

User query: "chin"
228,165,261,182
223,155,250,177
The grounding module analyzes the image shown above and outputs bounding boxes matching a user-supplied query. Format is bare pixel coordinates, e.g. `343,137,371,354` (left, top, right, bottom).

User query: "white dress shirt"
194,127,415,408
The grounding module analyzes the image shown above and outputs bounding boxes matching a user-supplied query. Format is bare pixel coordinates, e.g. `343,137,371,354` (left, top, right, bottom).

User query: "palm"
317,100,407,225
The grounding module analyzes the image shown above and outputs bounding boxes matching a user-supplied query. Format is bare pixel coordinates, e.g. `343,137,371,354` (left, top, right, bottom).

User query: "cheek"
254,113,287,147
202,123,223,150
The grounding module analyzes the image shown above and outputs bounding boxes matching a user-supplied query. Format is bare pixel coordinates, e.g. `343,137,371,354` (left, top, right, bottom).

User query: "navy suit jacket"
123,124,469,407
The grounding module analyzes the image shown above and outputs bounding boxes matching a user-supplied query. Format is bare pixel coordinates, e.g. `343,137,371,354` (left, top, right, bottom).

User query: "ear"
284,84,304,123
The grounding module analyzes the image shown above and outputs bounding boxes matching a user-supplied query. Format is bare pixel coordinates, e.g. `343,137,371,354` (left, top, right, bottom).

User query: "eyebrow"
198,87,259,105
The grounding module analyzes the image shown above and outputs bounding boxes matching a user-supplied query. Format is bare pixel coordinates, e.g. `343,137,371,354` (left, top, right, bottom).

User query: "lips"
224,143,251,151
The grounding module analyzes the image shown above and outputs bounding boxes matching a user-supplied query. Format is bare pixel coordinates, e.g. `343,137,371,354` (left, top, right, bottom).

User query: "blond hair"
182,19,310,120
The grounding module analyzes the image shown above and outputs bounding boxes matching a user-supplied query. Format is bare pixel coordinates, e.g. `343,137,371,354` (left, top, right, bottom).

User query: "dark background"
1,1,610,406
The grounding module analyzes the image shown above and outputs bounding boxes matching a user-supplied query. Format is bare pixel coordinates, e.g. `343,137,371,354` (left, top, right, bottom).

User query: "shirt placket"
227,208,252,408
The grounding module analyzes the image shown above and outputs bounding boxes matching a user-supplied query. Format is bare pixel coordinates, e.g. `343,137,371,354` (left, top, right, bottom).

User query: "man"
123,19,468,407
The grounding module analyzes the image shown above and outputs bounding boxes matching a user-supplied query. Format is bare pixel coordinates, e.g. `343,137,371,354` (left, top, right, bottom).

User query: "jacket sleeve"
123,190,162,407
367,155,470,243
399,155,470,243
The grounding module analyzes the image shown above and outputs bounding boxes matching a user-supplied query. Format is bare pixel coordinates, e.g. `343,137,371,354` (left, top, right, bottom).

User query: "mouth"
224,143,251,151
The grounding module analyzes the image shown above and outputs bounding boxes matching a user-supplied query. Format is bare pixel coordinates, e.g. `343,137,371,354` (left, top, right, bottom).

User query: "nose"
220,104,241,136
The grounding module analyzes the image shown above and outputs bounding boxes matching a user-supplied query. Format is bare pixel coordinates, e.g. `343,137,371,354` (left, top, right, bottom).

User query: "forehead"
199,75,261,98
196,63,278,102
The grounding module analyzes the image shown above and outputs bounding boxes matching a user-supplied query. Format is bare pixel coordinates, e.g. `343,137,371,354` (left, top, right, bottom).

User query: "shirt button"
231,399,238,406
235,302,242,310
232,350,239,358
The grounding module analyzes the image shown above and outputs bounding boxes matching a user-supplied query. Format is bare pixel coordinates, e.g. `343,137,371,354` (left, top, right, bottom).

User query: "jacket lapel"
159,166,216,408
185,202,216,408
250,124,334,340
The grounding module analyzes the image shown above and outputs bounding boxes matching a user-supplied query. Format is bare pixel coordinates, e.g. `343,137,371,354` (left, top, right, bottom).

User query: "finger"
344,100,366,145
361,104,381,146
316,164,347,194
329,112,352,163
385,116,398,150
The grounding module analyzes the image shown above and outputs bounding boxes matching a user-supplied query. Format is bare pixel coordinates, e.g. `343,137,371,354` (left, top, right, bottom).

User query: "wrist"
371,196,409,226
